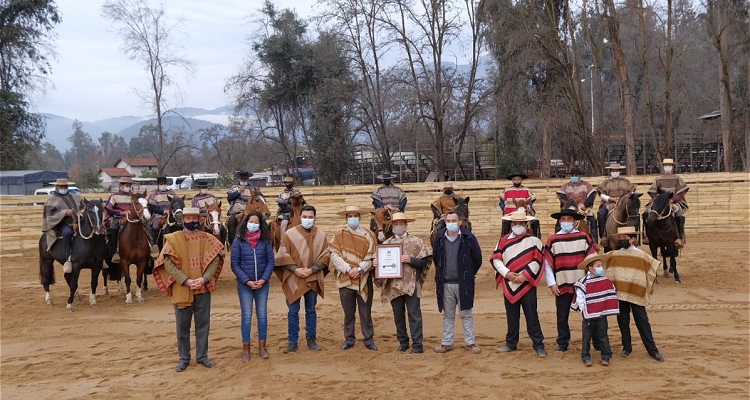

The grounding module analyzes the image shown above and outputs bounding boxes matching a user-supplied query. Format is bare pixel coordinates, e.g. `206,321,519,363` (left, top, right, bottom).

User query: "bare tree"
102,0,194,175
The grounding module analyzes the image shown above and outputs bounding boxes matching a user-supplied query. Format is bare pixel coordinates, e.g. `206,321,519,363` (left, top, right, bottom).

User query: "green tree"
64,120,98,168
27,141,64,170
98,131,128,167
128,124,158,157
73,168,102,190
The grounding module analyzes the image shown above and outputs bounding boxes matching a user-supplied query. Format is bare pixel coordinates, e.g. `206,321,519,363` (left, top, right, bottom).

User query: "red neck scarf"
245,230,261,247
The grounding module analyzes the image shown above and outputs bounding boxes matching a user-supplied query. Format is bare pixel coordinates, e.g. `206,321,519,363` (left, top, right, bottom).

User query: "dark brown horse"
270,193,305,251
371,205,399,244
430,197,471,244
237,187,271,221
645,191,681,283
118,191,152,305
603,191,642,252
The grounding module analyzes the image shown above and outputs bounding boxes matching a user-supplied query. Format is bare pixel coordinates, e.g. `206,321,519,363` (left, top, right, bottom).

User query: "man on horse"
597,162,636,243
191,180,218,213
498,172,539,237
643,158,689,248
431,182,461,232
147,176,177,257
556,167,598,241
105,176,135,263
277,176,306,233
371,171,407,212
41,178,86,273
227,171,257,243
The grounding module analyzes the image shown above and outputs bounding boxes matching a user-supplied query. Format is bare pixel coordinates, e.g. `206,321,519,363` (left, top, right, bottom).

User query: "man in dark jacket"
432,210,483,354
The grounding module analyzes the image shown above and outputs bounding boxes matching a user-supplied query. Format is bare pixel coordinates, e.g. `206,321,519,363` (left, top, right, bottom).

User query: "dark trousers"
504,286,544,350
581,317,612,361
227,214,239,246
59,224,73,259
617,301,659,355
391,292,423,351
174,292,212,363
339,275,374,345
555,292,575,349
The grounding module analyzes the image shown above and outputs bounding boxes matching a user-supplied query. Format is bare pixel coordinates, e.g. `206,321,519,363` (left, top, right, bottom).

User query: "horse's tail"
39,236,55,286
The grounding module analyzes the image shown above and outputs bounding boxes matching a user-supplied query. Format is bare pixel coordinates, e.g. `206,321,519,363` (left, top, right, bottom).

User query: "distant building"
114,157,158,177
0,170,69,195
99,168,133,191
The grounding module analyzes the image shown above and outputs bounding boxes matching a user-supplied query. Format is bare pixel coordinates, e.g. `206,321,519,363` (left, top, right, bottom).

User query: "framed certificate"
376,244,403,279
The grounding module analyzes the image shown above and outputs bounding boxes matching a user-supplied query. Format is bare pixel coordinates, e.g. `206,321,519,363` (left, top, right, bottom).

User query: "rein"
611,195,639,225
649,203,673,220
124,207,144,224
76,210,101,240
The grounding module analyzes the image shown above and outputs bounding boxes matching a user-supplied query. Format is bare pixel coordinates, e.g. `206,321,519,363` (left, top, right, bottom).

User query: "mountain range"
41,106,234,151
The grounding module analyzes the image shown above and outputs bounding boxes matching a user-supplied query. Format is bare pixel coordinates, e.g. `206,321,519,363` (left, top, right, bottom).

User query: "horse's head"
206,201,222,236
370,205,398,235
648,191,672,223
290,191,305,207
81,198,106,236
455,196,470,222
169,195,186,225
130,190,151,223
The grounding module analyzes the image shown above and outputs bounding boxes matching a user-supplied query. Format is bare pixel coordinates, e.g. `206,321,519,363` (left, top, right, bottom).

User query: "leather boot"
242,342,251,363
258,339,269,359
306,336,321,351
675,216,685,249
641,217,650,245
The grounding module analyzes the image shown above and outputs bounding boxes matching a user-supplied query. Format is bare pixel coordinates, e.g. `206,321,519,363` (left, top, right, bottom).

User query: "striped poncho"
329,227,376,297
544,231,598,295
571,275,620,319
490,233,544,304
604,249,659,307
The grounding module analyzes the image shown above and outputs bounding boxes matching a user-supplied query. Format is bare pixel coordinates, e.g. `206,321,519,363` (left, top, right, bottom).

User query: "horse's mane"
651,191,671,212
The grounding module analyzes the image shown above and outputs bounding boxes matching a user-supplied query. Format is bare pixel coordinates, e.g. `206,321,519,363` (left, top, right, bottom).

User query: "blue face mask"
184,221,199,231
594,266,605,277
347,216,359,229
122,186,131,193
246,222,260,232
560,221,574,233
446,222,459,233
57,189,68,195
301,218,314,230
570,176,580,184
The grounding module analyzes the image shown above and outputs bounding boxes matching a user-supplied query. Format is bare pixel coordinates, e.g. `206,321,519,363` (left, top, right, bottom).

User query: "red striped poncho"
571,275,620,319
490,233,544,304
543,231,598,295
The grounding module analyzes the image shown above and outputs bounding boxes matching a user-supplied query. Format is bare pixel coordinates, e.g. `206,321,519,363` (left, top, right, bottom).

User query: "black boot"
587,216,598,242
306,336,321,351
675,216,685,248
641,212,649,245
597,212,607,241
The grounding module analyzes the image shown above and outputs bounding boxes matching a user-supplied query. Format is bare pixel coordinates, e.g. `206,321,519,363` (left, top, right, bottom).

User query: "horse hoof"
103,288,109,296
66,304,73,312
663,270,669,277
675,280,681,284
46,300,54,306
137,297,145,303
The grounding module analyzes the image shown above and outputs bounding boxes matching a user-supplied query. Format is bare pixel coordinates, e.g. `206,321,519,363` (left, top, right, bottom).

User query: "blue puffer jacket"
230,237,275,284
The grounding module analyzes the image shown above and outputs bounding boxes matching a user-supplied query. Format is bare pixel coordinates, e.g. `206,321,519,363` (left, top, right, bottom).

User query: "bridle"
76,205,104,240
648,200,673,221
611,193,640,226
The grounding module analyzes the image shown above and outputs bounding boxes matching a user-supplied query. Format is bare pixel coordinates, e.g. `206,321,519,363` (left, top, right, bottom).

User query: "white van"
166,176,190,190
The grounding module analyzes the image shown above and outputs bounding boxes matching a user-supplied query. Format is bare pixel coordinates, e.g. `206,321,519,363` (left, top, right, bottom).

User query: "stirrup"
642,236,649,245
150,245,160,259
674,238,683,249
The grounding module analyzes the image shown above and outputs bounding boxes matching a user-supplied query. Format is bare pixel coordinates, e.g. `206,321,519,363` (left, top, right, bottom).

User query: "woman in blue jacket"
231,211,274,362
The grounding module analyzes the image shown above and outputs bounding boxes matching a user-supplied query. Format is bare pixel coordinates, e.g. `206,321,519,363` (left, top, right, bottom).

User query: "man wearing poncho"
41,178,85,273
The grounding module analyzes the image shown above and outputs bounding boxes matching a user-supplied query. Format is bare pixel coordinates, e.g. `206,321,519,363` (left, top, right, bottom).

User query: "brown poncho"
274,225,331,303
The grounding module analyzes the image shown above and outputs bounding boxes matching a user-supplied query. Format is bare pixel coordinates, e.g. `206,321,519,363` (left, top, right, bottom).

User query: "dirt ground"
1,231,748,399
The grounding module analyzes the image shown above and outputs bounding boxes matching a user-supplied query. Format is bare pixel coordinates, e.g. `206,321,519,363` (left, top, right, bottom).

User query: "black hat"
195,180,208,187
568,167,585,175
156,176,167,184
551,208,585,220
237,171,252,179
376,171,397,180
506,172,528,180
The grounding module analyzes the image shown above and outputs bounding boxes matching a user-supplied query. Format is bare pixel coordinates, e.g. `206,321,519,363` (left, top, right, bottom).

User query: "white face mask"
122,186,131,193
158,185,167,191
347,216,360,229
610,171,620,178
664,166,673,173
560,221,574,233
200,189,208,194
301,217,314,230
445,222,459,233
246,222,260,232
239,181,249,186
392,225,407,236
511,225,526,236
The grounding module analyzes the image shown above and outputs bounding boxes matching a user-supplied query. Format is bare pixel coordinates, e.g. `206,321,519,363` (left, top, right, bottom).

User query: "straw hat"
604,162,625,170
376,171,397,180
442,182,455,190
390,212,415,223
550,208,585,220
615,226,639,236
51,178,74,186
662,158,675,165
283,176,294,183
181,207,206,216
119,177,133,184
337,205,363,216
502,210,535,222
577,253,611,270
506,172,528,180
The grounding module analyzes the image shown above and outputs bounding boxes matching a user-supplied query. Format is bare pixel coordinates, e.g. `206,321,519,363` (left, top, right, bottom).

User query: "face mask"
570,177,580,184
664,166,673,173
611,171,620,178
513,182,522,188
444,190,453,196
246,222,260,232
200,189,208,194
239,181,248,186
184,221,199,231
560,221,574,233
301,218,314,230
285,184,293,189
347,217,360,229
618,239,631,249
122,186,131,193
383,180,392,186
511,225,526,236
594,266,605,277
58,189,68,195
158,185,166,191
446,222,459,233
392,225,407,236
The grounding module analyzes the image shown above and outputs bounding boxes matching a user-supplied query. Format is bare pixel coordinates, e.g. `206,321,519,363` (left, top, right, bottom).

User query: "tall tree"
102,0,193,175
0,0,60,169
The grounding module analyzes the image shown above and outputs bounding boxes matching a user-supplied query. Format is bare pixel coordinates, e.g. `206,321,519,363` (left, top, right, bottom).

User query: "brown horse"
603,191,642,252
270,193,305,251
118,191,152,305
237,187,271,221
431,197,472,244
513,198,539,238
201,201,227,245
371,205,399,244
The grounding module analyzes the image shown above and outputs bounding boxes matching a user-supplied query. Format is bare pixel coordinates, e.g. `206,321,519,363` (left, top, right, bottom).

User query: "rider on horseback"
431,182,460,231
227,171,259,244
41,178,85,274
105,176,134,264
556,167,598,242
146,176,175,258
597,162,636,243
498,172,539,237
277,176,306,233
643,159,689,248
191,180,218,213
371,171,407,211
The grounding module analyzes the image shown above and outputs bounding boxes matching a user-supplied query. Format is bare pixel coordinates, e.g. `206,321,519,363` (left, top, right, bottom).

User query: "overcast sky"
35,0,316,121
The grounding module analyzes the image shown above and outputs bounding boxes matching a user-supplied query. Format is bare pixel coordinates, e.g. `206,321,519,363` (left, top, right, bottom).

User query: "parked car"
34,186,81,195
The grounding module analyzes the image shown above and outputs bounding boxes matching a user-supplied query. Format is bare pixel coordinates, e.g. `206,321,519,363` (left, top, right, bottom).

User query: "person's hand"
513,274,526,284
65,209,74,217
189,279,204,290
506,272,517,281
257,279,266,286
372,258,378,267
294,268,307,278
550,285,560,296
348,267,360,279
298,268,312,278
400,255,410,263
608,197,618,203
246,281,255,288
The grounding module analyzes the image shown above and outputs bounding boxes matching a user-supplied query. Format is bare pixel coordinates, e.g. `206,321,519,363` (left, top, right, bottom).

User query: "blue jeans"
237,281,269,342
286,290,318,344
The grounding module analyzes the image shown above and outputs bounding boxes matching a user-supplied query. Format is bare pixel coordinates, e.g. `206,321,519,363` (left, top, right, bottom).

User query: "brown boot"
242,342,250,363
259,339,269,359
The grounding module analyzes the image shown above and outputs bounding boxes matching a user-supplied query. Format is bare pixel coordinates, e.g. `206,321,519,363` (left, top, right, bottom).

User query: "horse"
603,191,642,252
270,193,305,251
201,201,227,245
118,191,153,305
371,204,399,244
512,198,538,238
645,191,681,283
562,199,592,238
430,197,471,244
154,195,186,250
39,198,108,311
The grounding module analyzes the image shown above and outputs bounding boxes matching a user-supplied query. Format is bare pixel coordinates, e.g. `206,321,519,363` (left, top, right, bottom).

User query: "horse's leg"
90,264,100,308
102,267,109,295
40,256,55,306
662,251,669,277
135,263,145,303
66,268,80,312
671,254,680,284
123,261,133,306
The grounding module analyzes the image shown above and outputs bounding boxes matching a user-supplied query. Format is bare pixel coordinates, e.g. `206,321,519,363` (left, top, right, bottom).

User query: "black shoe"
410,348,423,354
341,342,355,350
536,348,548,358
284,343,299,354
651,353,665,362
365,343,378,351
583,359,592,367
175,360,189,372
554,345,568,352
621,349,632,357
197,358,215,368
398,344,410,352
306,336,321,351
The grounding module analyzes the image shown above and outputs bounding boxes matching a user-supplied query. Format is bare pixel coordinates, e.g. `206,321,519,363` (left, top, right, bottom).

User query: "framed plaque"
375,244,403,279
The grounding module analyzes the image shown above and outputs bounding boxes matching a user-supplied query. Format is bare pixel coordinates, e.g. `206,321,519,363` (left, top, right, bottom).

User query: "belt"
444,279,459,284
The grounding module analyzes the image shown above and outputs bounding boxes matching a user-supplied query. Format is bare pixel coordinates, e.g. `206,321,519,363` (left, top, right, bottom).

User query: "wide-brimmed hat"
442,182,455,190
390,212,415,223
502,210,535,222
614,226,640,236
568,167,585,175
577,253,611,270
181,207,206,216
237,171,252,179
51,178,74,186
156,176,167,184
283,176,294,183
506,172,528,180
337,205,363,216
119,177,133,184
376,171,397,180
662,158,675,165
604,162,625,170
195,180,208,187
550,208,585,220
